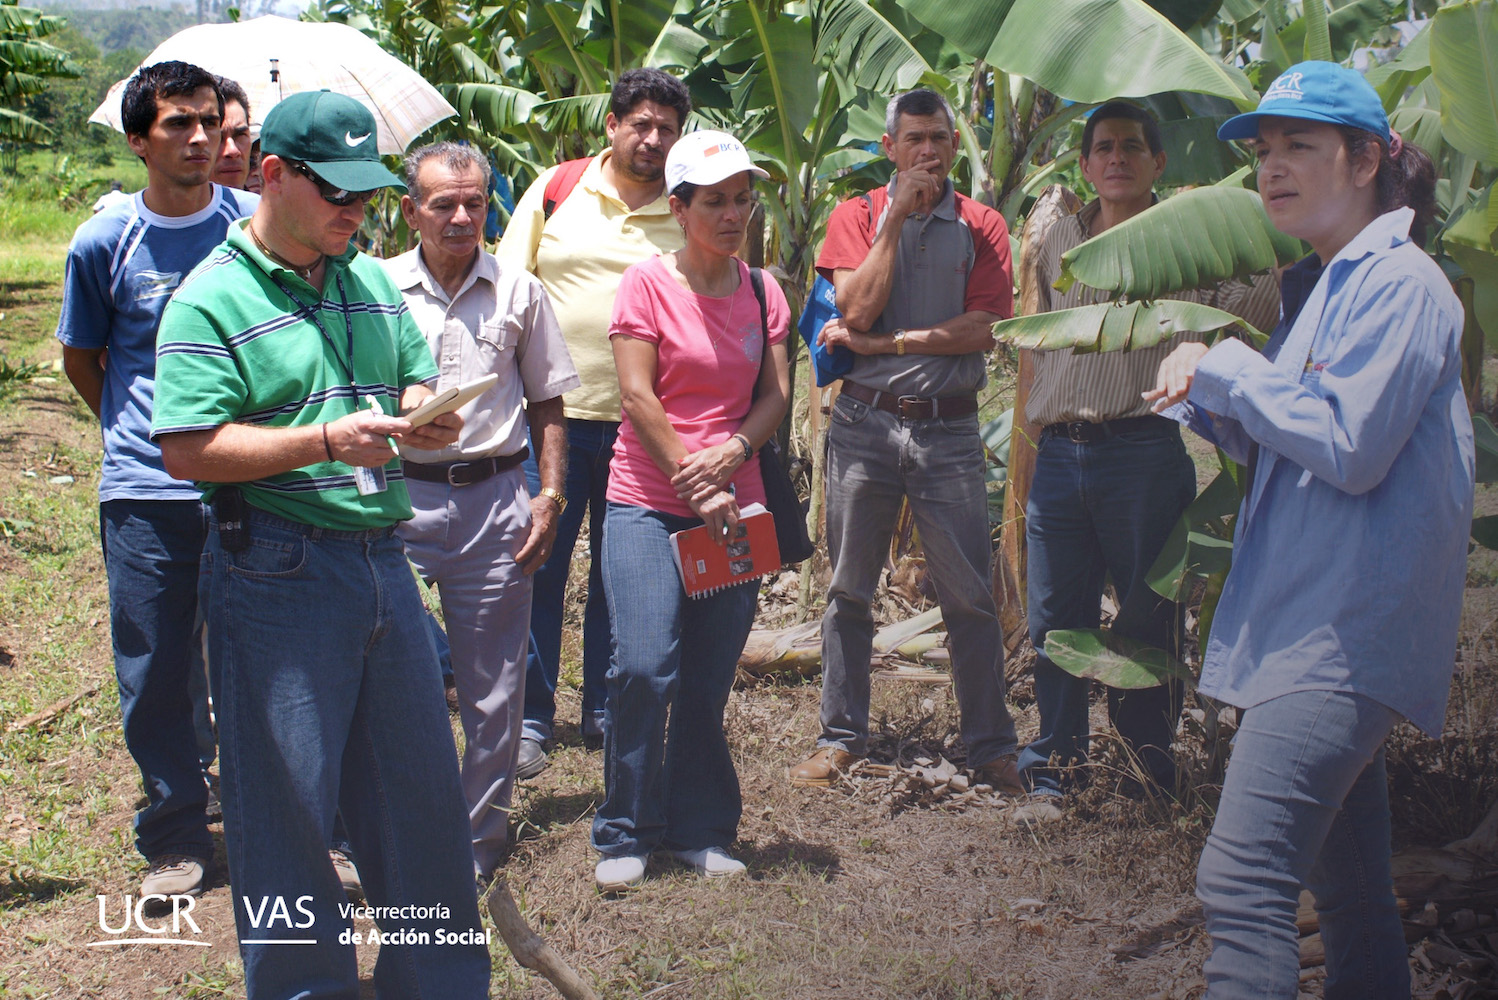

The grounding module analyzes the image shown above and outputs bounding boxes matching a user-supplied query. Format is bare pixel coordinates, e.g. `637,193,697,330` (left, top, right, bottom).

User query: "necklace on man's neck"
249,222,323,283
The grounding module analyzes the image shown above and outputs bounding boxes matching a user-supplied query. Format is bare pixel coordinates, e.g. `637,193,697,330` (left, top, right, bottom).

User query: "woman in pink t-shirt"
591,131,790,892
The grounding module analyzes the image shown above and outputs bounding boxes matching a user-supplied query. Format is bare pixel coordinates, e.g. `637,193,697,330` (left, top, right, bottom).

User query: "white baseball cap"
664,129,769,193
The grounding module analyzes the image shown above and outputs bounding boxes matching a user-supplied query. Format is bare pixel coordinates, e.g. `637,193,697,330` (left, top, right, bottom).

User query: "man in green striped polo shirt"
152,90,490,999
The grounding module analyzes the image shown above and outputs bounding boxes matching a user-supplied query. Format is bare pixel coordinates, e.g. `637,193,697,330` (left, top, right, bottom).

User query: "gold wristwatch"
539,487,567,514
893,328,907,356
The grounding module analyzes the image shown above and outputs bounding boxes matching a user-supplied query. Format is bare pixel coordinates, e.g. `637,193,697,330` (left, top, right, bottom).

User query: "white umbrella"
88,15,456,154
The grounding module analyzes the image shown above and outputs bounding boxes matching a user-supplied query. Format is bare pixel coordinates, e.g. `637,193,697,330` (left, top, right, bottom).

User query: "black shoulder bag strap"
746,267,814,565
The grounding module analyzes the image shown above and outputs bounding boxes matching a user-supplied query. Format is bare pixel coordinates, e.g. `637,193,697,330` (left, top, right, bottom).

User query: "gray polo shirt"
816,178,1015,398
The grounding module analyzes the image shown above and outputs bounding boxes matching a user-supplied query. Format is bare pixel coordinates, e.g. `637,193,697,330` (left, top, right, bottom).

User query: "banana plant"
1056,185,1302,298
0,0,78,148
991,298,1264,353
964,1,1497,709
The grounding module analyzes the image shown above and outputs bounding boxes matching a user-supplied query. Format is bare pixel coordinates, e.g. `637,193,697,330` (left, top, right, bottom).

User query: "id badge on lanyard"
277,273,388,495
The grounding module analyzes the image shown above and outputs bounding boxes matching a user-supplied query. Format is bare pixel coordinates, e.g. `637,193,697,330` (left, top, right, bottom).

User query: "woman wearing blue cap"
1146,62,1474,998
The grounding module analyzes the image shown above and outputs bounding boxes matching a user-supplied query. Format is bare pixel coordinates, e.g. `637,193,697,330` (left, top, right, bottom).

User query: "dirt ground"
2,292,1496,998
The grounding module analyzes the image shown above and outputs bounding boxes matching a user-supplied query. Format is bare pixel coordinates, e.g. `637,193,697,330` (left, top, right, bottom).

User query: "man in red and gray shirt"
789,88,1023,793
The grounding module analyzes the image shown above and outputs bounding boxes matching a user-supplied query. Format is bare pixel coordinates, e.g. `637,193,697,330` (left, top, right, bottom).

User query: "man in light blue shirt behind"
57,60,256,902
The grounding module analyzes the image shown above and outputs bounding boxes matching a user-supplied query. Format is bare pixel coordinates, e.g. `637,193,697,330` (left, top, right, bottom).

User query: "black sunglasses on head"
284,159,378,207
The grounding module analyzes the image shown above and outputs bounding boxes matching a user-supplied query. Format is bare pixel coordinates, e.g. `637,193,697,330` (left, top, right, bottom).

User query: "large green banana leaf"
1142,93,1248,187
1298,0,1333,61
1044,629,1194,689
1147,466,1240,600
992,299,1264,353
574,0,694,76
899,0,1256,107
531,93,613,140
641,19,712,71
1157,115,1245,186
705,3,819,149
1054,187,1302,300
1446,180,1498,253
1389,76,1446,156
1431,0,1498,164
893,0,1018,61
1275,0,1399,66
1446,182,1498,348
981,408,1013,484
0,104,50,143
1475,412,1498,483
517,0,607,95
1366,21,1432,111
448,83,544,134
815,0,933,93
986,0,1259,108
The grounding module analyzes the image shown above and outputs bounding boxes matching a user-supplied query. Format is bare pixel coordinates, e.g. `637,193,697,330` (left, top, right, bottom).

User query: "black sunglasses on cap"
285,159,378,207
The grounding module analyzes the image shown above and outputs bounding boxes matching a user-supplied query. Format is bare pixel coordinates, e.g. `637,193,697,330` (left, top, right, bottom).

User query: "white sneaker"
594,854,647,892
666,847,746,879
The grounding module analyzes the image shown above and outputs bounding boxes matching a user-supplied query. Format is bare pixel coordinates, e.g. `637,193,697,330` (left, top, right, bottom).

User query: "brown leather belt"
1043,415,1176,444
841,381,978,420
402,446,529,487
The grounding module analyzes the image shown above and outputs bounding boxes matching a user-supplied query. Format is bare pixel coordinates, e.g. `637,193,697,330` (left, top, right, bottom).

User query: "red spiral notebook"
670,503,782,598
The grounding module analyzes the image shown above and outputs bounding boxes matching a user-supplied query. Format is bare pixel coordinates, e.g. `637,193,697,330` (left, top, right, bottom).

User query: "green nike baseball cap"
259,89,405,193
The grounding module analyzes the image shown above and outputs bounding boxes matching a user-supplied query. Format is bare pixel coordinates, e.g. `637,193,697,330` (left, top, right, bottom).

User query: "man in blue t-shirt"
57,60,256,902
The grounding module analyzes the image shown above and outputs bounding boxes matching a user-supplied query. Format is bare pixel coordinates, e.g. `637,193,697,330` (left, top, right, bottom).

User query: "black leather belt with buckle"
402,446,530,487
1044,415,1175,444
841,381,979,420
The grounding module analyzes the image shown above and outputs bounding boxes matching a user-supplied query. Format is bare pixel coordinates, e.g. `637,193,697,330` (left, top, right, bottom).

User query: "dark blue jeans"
593,503,758,858
1020,422,1196,792
522,418,617,742
101,499,213,862
203,508,488,999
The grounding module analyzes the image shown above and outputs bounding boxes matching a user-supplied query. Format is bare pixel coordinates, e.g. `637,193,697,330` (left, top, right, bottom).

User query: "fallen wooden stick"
484,877,599,1000
6,684,100,733
1296,795,1498,968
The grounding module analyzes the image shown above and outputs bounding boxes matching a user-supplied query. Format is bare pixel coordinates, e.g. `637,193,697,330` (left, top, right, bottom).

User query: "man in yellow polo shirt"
496,68,690,777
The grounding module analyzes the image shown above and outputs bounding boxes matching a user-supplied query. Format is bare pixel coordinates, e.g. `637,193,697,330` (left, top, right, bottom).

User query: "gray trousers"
819,393,1019,766
398,466,532,877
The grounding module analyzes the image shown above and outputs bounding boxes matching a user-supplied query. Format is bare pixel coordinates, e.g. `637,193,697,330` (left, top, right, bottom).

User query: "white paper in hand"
404,373,500,427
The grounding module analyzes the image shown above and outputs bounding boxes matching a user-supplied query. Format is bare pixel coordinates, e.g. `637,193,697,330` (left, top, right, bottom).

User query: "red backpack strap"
542,157,592,220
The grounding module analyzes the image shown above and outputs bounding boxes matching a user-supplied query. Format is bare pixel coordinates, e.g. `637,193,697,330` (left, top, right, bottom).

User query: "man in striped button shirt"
1017,101,1280,799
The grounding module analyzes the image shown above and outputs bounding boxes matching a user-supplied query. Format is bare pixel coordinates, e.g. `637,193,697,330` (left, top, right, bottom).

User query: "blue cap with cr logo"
1217,61,1389,144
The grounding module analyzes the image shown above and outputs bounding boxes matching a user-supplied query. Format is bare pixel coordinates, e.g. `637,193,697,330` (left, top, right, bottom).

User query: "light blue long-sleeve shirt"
1172,208,1473,737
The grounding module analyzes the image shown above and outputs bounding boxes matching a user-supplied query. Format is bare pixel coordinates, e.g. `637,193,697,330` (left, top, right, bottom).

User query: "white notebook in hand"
404,373,500,427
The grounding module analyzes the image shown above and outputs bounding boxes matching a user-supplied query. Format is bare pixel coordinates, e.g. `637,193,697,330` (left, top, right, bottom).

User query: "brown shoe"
972,753,1025,797
329,849,363,902
788,746,861,787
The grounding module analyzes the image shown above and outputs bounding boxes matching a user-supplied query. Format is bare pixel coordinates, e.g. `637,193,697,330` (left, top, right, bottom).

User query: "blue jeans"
1197,690,1406,999
101,499,213,862
593,503,758,858
1020,423,1196,791
522,418,617,742
202,507,489,1000
820,394,1019,764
